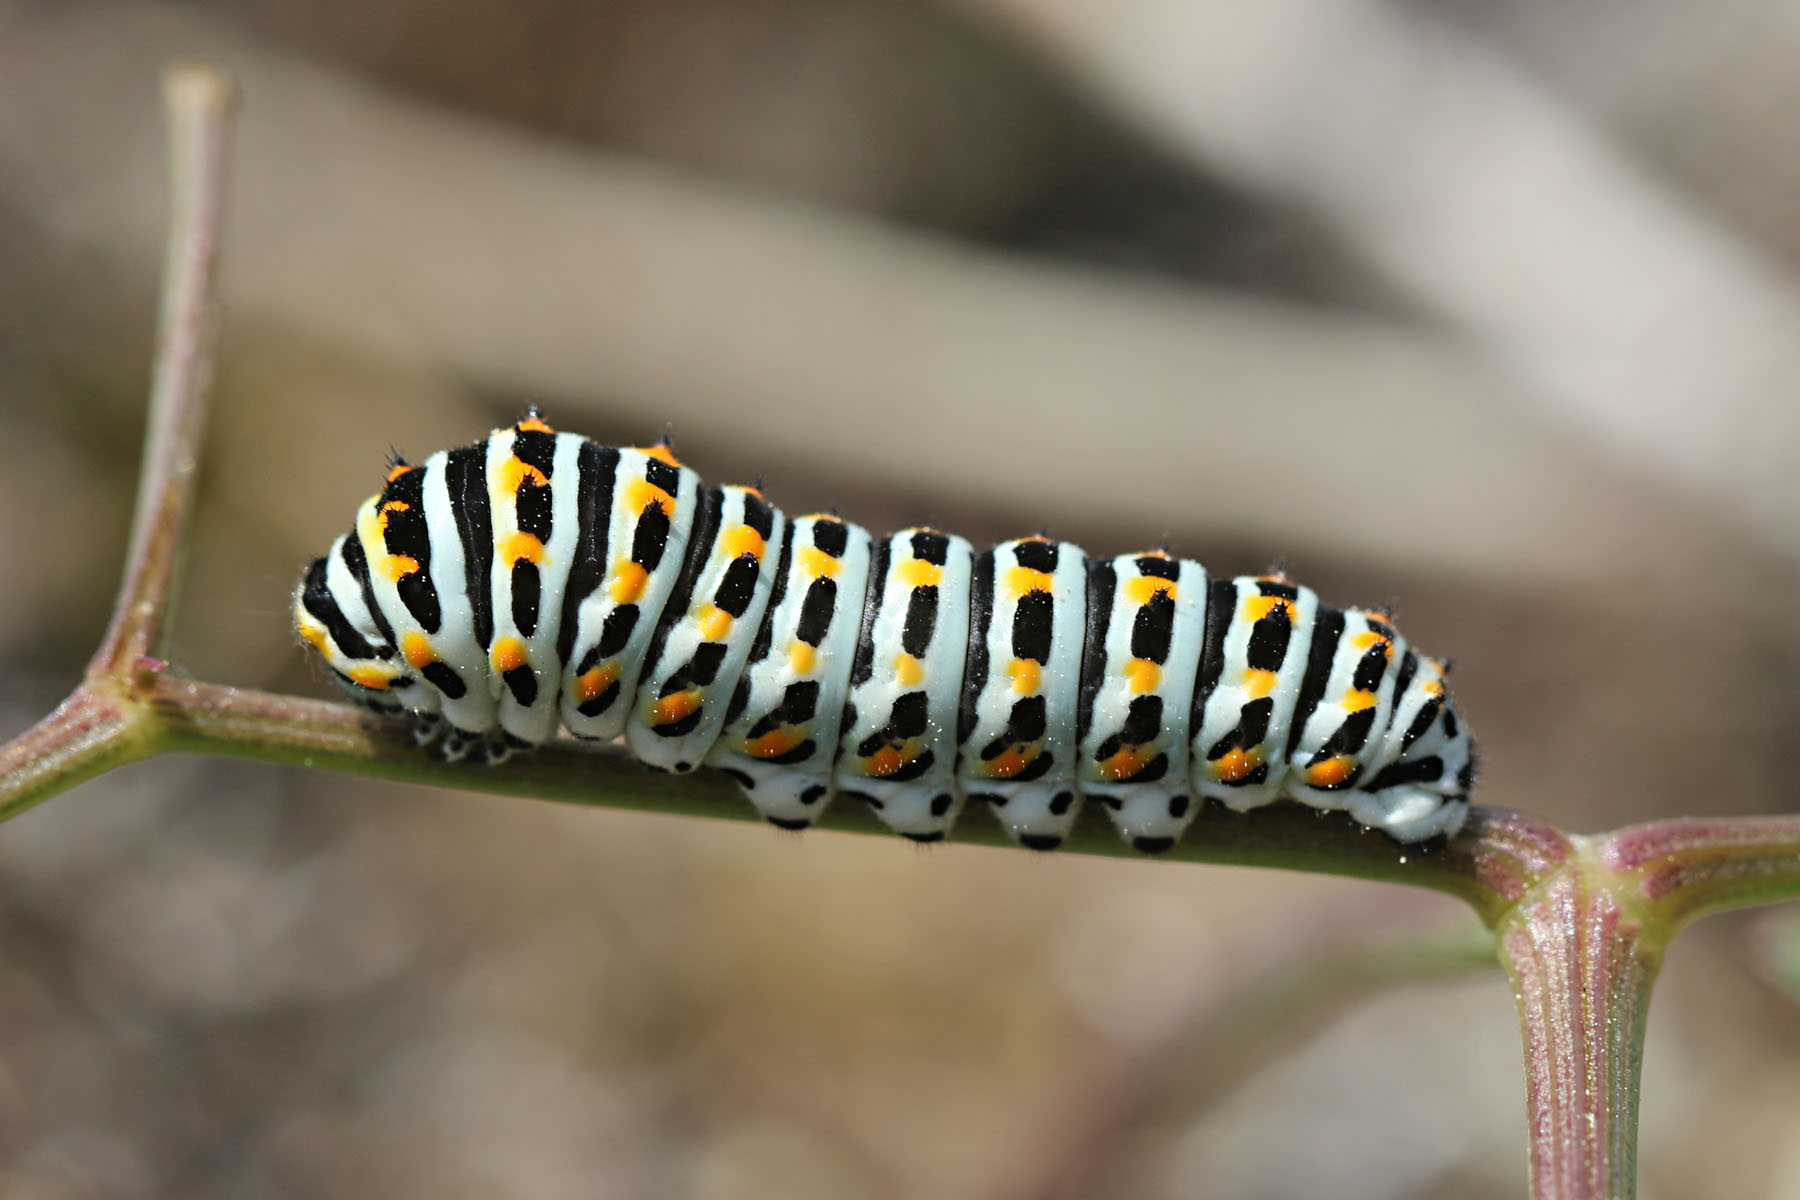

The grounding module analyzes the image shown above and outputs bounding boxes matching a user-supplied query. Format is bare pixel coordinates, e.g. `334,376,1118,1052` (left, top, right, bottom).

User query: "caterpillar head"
293,540,411,716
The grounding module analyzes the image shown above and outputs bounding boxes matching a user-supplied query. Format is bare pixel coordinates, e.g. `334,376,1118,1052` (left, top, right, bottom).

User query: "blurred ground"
1,0,1798,1196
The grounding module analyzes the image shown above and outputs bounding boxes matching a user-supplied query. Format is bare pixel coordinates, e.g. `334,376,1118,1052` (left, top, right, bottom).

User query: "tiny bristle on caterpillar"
294,415,1474,849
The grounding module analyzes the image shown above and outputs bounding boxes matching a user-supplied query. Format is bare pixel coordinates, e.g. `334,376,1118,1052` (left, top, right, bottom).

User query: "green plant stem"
91,65,234,679
1602,817,1800,934
1497,856,1659,1200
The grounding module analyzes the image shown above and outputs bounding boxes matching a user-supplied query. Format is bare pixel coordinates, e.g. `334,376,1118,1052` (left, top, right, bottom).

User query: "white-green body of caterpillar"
294,416,1474,850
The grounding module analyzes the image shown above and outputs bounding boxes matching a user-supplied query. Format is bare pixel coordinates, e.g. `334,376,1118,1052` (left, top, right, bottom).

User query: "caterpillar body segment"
958,538,1088,851
627,485,787,771
558,445,704,742
1191,576,1323,813
295,416,1476,849
835,529,977,842
1079,554,1210,853
707,516,874,831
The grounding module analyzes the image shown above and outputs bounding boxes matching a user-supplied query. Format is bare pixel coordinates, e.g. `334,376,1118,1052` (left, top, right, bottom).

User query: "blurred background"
2,0,1800,1196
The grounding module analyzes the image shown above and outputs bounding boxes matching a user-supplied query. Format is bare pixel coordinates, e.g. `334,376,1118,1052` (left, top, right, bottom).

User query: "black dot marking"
968,792,1005,806
596,605,640,658
910,530,949,565
1133,836,1176,855
688,641,729,685
799,785,827,807
1049,790,1074,815
743,492,776,539
1246,603,1294,672
1352,643,1389,693
796,578,838,646
644,456,681,493
631,500,673,570
901,585,939,657
1168,794,1190,819
811,518,848,557
1130,590,1175,664
673,761,692,772
1365,756,1445,791
1013,540,1059,572
420,661,467,700
1012,589,1054,662
903,830,946,844
503,666,538,706
1135,555,1178,580
575,678,621,717
929,793,953,816
715,554,760,618
1019,834,1063,851
768,816,811,831
511,560,540,635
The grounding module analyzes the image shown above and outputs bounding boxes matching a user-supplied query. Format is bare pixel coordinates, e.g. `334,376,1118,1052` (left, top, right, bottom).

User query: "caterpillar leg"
968,785,1078,851
716,761,835,830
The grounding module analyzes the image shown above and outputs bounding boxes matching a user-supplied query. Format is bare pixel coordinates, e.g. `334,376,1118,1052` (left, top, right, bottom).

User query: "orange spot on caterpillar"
1123,575,1176,606
722,524,765,561
644,442,682,467
384,463,413,483
516,414,554,434
1243,595,1290,623
496,457,549,493
1423,679,1445,698
1125,658,1161,693
1352,630,1393,658
1008,657,1041,694
1241,668,1277,699
574,662,618,704
894,558,943,589
696,605,733,641
798,546,840,579
348,665,394,689
402,631,435,669
501,531,544,566
383,553,420,582
623,477,674,519
1099,745,1151,781
986,745,1038,779
892,653,924,687
650,687,702,726
1211,747,1261,783
610,562,649,604
788,640,817,675
865,742,918,778
1002,566,1054,600
748,727,806,759
491,637,527,674
297,621,329,653
1305,756,1357,788
1341,689,1378,713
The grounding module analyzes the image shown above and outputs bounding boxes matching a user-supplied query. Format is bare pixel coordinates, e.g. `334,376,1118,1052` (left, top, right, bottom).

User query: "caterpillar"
293,415,1474,849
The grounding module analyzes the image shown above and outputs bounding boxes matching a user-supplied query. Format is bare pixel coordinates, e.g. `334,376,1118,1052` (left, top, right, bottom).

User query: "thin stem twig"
90,64,235,680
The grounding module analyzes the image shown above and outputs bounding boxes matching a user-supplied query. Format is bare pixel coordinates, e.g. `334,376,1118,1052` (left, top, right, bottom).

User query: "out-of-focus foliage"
0,1,1796,1196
